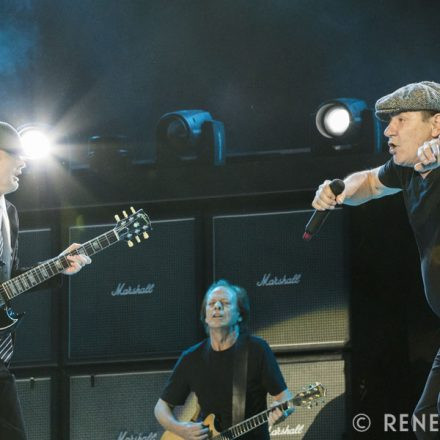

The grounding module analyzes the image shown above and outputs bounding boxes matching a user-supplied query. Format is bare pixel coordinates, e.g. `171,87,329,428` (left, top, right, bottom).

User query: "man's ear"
431,113,440,137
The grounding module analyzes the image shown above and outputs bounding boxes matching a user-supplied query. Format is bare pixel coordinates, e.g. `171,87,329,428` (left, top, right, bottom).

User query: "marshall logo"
256,273,302,287
117,431,158,440
111,283,155,296
269,424,305,435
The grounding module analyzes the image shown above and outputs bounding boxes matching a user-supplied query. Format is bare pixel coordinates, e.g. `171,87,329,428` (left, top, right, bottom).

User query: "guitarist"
0,122,91,440
154,279,293,440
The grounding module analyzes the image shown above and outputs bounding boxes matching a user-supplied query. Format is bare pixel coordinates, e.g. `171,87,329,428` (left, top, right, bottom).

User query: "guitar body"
159,383,326,440
161,414,219,440
160,430,183,440
0,305,23,335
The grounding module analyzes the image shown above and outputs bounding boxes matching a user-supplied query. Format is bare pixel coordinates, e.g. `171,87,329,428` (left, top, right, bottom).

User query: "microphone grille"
329,179,345,197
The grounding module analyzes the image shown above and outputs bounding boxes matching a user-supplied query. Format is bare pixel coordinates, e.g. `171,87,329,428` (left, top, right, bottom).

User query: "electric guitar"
0,207,152,336
161,382,326,440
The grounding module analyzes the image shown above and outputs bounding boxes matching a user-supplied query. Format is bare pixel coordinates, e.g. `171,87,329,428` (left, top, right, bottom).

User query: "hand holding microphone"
304,179,345,241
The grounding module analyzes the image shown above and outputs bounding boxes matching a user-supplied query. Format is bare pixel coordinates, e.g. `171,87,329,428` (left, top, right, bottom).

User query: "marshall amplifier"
68,217,200,363
16,376,52,440
268,356,348,439
69,370,197,440
212,209,349,350
10,229,56,366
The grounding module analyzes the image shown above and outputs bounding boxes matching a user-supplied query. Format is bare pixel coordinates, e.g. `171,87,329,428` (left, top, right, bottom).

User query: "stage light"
156,110,225,165
319,105,351,137
313,98,383,154
315,98,367,140
18,125,52,159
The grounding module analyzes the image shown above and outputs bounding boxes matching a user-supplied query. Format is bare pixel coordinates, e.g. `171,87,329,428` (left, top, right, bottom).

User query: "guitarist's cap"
0,122,25,157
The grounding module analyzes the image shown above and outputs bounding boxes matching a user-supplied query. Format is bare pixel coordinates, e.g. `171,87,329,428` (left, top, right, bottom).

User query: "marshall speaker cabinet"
68,217,200,363
10,228,56,366
16,376,52,440
213,209,350,351
69,370,197,440
268,355,348,439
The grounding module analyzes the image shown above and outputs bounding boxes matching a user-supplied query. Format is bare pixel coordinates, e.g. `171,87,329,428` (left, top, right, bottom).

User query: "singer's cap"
375,81,440,122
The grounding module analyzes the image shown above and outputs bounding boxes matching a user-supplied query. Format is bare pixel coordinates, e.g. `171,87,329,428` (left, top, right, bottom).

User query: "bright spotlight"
316,99,367,140
18,126,52,159
313,98,383,154
321,106,351,137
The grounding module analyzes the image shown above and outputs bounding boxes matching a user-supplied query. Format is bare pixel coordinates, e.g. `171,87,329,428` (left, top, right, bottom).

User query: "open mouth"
388,143,397,154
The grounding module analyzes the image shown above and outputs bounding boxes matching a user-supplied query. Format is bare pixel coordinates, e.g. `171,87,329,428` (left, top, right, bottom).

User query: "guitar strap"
232,333,249,426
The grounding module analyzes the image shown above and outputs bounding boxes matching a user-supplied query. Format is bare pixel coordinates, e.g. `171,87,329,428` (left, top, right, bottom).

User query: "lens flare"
20,128,51,159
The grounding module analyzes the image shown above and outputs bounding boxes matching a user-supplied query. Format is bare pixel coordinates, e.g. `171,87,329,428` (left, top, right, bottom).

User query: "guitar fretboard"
0,229,119,306
213,401,290,440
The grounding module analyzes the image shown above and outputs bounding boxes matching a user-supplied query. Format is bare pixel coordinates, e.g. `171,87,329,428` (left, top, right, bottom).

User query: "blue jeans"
0,362,27,440
413,348,440,439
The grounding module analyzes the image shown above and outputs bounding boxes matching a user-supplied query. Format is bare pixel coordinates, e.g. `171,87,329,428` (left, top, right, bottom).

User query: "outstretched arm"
312,166,401,210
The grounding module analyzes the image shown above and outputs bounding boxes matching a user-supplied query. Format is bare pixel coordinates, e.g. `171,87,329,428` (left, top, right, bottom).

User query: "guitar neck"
214,400,292,440
0,229,119,306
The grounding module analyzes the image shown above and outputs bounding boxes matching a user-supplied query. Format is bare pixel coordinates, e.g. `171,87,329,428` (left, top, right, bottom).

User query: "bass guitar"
0,207,152,336
161,382,326,440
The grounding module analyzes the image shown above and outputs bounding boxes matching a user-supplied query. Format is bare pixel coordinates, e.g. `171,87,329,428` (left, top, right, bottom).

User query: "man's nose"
214,301,223,310
384,121,394,137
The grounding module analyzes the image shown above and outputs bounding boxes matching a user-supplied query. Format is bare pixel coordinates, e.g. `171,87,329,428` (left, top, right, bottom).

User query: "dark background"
1,0,439,159
3,0,440,438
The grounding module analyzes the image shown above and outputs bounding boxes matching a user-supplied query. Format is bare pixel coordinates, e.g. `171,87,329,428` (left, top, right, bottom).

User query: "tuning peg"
123,210,128,218
114,214,121,222
143,232,149,239
127,240,134,247
130,206,136,214
135,236,141,243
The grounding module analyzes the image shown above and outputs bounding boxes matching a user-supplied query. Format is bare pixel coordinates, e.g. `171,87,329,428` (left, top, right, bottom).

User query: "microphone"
303,179,345,241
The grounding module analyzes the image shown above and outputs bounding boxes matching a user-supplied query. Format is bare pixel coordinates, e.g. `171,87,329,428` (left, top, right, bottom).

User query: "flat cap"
0,122,24,156
375,81,440,121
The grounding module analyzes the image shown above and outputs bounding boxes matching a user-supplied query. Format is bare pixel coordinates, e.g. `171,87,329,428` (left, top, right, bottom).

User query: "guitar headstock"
113,207,152,247
292,382,326,409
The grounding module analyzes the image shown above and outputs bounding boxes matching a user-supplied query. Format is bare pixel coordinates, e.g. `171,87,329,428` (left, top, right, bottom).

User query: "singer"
312,81,440,440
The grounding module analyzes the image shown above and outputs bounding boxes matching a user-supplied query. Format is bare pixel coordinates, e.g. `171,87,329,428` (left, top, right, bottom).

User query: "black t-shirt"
379,159,440,317
161,335,287,440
